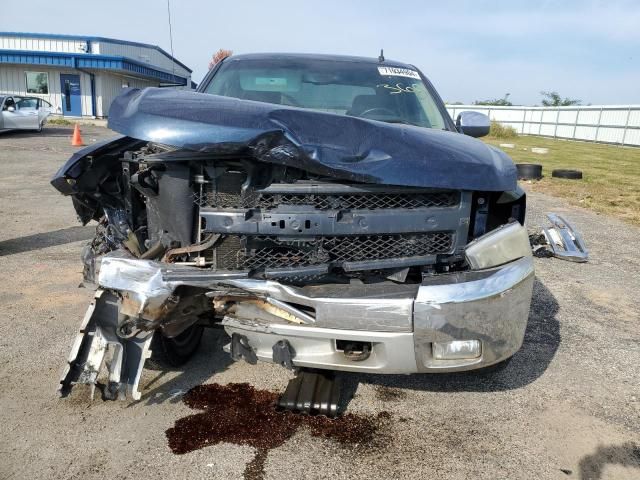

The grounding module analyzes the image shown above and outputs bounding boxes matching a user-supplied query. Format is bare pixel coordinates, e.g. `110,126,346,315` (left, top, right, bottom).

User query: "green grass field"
483,135,640,226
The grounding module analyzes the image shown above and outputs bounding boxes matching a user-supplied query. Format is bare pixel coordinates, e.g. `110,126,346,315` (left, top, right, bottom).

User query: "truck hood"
106,87,516,191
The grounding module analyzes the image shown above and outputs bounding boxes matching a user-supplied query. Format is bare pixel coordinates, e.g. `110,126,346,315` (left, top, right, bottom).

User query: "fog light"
432,340,481,360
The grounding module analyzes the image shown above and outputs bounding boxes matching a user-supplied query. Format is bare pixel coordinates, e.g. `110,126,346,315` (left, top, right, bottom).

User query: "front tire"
149,325,204,368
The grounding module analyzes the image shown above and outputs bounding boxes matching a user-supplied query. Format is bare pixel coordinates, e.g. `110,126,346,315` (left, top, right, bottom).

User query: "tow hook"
230,333,258,364
272,339,296,370
337,340,372,362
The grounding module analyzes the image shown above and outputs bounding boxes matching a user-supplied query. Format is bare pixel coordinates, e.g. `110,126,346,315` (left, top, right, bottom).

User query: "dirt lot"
1,126,639,480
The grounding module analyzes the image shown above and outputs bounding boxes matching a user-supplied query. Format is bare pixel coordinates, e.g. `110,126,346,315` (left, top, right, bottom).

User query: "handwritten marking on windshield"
377,83,417,95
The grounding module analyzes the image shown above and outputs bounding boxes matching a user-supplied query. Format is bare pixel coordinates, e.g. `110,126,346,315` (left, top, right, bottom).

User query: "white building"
0,32,193,118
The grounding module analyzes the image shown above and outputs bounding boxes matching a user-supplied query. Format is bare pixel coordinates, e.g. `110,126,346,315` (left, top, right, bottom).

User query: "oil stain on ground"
166,382,390,480
374,385,408,402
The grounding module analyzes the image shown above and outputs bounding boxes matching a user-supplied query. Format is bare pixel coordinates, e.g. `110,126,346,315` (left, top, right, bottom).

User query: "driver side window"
16,98,38,110
3,97,15,111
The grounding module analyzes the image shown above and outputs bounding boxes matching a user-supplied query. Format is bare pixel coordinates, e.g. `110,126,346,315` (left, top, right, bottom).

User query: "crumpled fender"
103,87,517,191
50,134,128,195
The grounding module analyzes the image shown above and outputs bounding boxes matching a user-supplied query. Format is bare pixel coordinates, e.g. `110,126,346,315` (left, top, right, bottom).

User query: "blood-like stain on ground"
166,383,390,480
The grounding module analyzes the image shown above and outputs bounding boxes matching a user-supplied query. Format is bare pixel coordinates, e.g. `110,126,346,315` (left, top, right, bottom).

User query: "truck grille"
195,176,465,274
194,176,459,211
252,192,458,210
215,232,454,270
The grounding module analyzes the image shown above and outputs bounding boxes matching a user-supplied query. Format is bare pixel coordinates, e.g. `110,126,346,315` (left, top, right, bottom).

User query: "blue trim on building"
0,50,188,85
0,31,192,73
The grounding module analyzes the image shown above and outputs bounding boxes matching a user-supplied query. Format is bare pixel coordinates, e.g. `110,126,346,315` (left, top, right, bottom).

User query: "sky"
3,0,639,105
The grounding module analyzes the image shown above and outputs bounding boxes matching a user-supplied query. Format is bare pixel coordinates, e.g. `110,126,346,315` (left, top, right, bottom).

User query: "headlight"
465,222,531,270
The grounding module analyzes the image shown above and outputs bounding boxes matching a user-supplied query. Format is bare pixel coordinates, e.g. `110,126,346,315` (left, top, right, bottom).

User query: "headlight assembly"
465,222,532,270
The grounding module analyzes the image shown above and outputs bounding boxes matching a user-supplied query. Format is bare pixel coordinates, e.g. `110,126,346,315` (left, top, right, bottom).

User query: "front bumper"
221,256,534,373
60,251,534,399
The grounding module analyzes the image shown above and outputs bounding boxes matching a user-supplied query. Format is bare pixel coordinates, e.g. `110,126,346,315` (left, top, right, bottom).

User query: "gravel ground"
0,126,638,480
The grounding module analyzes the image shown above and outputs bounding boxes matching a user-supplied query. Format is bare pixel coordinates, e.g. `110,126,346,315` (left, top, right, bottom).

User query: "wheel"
552,169,582,180
516,163,542,180
149,324,204,368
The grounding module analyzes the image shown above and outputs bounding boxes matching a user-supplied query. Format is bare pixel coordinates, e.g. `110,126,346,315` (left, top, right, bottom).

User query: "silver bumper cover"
222,256,534,373
60,244,534,398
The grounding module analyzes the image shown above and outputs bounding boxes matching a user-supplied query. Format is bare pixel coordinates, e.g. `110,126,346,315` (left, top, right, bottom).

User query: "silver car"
0,95,53,132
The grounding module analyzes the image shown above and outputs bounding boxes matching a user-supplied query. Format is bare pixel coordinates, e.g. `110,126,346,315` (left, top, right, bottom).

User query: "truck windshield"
204,58,447,129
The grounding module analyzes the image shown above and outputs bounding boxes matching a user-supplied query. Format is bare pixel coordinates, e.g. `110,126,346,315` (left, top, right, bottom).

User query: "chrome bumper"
222,256,534,373
61,252,534,400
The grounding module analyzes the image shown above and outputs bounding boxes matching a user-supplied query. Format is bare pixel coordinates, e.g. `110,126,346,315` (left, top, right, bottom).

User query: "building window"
25,72,49,94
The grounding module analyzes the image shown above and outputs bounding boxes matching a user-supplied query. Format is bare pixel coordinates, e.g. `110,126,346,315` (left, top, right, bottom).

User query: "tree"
473,93,512,106
540,91,581,106
209,49,233,70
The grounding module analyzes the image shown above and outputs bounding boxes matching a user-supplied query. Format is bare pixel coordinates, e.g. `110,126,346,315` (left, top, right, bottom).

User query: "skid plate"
277,369,341,417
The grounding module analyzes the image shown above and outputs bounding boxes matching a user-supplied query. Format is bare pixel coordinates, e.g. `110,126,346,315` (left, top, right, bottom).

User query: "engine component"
58,290,153,401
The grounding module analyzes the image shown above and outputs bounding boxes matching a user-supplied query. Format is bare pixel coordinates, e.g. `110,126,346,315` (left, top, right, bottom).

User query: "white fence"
446,105,640,147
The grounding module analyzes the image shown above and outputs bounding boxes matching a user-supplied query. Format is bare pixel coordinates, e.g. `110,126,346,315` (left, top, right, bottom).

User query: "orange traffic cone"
71,123,84,146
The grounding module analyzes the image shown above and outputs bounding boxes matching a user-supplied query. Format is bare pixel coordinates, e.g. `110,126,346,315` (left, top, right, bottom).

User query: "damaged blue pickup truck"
52,53,534,415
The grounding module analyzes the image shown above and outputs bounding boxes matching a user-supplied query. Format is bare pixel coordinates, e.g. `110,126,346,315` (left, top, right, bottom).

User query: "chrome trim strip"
416,256,534,305
543,213,588,262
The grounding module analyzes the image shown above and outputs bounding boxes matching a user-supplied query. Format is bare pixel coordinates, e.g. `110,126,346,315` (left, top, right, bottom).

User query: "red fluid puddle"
166,383,390,480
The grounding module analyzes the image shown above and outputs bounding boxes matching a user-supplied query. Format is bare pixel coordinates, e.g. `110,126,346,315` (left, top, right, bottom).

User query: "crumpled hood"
107,87,516,191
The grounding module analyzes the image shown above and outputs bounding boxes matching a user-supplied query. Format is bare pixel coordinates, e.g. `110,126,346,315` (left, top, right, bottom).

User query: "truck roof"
226,52,418,70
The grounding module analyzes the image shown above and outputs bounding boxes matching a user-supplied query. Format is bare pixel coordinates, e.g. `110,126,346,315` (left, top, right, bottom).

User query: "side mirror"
7,106,15,112
456,111,490,138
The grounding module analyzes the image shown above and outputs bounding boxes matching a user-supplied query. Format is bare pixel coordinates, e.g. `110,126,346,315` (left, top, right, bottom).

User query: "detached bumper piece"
543,213,588,262
277,369,341,417
58,289,153,401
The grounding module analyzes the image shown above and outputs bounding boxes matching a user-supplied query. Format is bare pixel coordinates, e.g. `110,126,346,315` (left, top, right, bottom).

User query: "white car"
0,95,53,132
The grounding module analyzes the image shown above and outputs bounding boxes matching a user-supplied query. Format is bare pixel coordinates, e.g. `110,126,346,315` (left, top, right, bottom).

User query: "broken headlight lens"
465,222,531,270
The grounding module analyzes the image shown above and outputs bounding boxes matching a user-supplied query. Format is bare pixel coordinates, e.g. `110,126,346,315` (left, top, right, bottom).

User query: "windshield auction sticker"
377,66,421,79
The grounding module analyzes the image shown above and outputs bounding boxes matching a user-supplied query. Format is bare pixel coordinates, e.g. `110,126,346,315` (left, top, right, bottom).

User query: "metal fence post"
553,109,560,138
621,106,631,146
594,107,603,143
538,109,542,135
572,108,579,140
